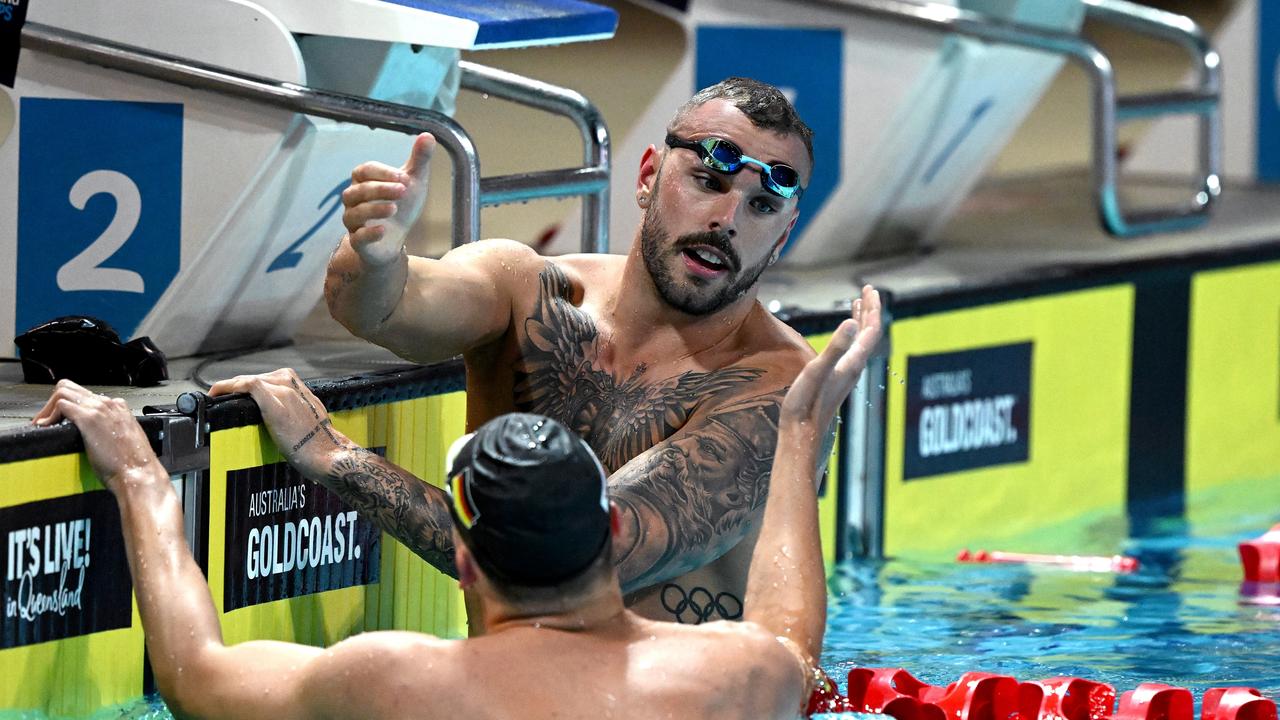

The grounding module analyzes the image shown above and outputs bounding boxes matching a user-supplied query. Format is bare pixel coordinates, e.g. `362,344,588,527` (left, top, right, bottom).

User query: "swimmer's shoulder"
441,242,621,302
638,615,787,659
302,631,462,718
720,303,818,390
520,251,625,305
436,237,546,277
705,621,809,712
643,620,807,714
554,251,626,285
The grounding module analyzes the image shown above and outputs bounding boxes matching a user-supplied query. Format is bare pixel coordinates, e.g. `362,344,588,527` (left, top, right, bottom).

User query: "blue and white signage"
17,98,182,339
903,343,1033,480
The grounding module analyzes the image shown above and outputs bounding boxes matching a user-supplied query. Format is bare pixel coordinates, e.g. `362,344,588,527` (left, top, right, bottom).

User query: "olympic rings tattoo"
660,583,744,624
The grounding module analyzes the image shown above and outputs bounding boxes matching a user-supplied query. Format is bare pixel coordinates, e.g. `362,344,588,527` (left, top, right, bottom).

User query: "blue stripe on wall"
1258,0,1279,182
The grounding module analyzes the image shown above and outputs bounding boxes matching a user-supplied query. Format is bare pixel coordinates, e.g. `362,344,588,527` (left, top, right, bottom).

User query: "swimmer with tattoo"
300,77,834,626
32,285,880,719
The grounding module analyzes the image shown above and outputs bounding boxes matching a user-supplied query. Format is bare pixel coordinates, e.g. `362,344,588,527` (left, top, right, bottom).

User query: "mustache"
673,230,741,272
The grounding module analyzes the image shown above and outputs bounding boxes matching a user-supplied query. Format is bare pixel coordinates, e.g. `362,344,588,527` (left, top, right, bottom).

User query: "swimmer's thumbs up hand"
342,132,436,267
402,131,435,180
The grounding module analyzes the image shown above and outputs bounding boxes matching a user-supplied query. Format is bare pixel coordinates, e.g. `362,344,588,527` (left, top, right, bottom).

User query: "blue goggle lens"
665,134,804,200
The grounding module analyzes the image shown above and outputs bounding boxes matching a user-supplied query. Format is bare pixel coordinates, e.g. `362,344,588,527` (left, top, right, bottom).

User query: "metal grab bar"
796,0,1222,237
1083,0,1221,234
460,61,610,254
20,23,612,252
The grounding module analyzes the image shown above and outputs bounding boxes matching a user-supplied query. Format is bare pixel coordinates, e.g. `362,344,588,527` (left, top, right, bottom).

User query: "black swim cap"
446,413,610,587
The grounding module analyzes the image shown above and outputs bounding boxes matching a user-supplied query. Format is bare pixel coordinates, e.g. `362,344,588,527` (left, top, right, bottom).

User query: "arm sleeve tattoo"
609,389,787,593
324,448,459,578
278,376,459,576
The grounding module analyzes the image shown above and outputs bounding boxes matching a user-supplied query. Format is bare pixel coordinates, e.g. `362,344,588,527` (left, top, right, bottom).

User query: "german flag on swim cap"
444,413,609,587
449,471,479,529
445,432,481,529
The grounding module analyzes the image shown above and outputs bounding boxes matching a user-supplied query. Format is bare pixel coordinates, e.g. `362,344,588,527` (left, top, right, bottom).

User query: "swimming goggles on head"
665,134,804,200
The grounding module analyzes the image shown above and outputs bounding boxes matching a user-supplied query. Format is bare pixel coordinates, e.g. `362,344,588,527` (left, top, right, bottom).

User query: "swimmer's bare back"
296,612,804,720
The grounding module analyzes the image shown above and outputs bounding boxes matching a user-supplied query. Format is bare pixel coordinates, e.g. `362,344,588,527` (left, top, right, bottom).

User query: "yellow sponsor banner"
0,454,145,717
805,331,845,568
1186,262,1280,513
209,393,469,649
883,286,1134,557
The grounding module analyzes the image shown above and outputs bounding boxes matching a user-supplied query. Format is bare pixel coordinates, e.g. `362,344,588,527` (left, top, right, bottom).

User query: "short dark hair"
668,76,814,164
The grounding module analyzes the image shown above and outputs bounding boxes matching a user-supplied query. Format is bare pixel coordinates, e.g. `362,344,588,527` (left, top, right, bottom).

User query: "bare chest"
504,264,762,473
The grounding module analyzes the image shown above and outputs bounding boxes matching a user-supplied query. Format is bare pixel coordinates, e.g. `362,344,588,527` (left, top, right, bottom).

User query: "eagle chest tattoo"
511,264,773,474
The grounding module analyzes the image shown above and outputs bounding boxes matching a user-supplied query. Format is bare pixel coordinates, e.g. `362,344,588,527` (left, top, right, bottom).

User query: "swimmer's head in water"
446,413,610,587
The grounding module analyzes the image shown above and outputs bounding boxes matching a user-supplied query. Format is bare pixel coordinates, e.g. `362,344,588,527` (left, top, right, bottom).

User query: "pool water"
821,504,1280,705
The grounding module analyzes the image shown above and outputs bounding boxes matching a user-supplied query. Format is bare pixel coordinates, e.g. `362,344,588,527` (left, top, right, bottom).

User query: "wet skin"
312,99,826,625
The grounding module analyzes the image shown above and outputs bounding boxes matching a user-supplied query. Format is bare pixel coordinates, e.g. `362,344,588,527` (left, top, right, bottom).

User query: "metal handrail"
1083,0,1222,226
796,0,1222,237
460,61,610,254
20,23,612,252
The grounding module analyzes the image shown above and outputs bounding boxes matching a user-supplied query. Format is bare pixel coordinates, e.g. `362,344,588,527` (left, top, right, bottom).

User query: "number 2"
56,170,145,294
267,178,347,273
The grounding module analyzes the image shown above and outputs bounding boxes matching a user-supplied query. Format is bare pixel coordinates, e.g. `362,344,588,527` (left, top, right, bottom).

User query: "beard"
639,205,773,317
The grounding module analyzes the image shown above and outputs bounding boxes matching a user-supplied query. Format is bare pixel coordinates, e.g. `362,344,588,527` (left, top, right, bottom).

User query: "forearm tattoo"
289,376,345,449
325,449,458,578
286,378,456,574
292,418,333,453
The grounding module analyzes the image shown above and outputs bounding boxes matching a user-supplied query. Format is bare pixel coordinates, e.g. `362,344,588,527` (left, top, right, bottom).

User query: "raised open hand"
780,284,882,433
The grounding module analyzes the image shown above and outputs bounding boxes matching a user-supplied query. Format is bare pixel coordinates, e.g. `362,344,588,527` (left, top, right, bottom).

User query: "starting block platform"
251,0,619,49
